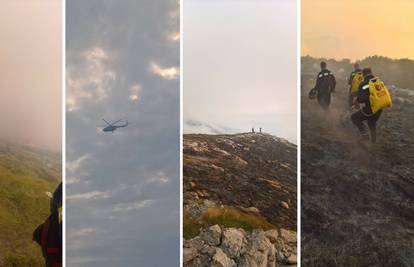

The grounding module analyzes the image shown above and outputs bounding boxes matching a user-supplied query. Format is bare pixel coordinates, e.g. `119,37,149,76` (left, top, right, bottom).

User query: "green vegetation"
184,206,275,239
0,142,61,266
183,213,203,240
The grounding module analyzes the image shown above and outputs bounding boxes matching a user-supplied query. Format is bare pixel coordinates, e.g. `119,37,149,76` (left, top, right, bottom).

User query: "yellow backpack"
368,77,392,114
351,71,364,93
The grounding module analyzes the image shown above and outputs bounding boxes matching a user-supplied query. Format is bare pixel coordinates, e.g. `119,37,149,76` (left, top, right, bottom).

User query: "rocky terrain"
184,225,296,267
183,133,297,266
301,74,414,266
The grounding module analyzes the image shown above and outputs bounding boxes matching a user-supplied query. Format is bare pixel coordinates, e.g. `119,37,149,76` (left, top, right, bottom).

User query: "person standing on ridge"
351,68,391,143
348,63,363,108
312,61,336,110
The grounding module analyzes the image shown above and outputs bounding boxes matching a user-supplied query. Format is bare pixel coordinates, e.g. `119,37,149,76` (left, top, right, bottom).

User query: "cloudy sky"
66,0,179,266
183,0,297,143
302,0,414,61
0,0,61,151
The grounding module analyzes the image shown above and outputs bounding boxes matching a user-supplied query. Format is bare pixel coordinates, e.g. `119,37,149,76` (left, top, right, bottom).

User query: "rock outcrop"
183,133,297,266
184,225,297,267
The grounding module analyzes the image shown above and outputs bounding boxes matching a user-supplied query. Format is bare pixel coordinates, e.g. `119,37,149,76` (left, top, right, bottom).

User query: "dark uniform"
351,74,383,142
314,69,336,110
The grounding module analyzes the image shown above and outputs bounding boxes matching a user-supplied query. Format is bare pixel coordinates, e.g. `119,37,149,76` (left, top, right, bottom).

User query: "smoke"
0,0,62,151
184,0,297,143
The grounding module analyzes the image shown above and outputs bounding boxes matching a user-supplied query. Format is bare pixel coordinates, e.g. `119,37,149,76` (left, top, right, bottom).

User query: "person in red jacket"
33,183,62,267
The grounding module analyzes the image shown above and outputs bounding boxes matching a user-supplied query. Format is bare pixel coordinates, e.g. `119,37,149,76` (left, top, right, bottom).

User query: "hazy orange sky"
302,0,414,61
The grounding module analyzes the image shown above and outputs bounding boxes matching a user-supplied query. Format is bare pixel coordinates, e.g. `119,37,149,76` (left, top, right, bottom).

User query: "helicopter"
97,118,128,133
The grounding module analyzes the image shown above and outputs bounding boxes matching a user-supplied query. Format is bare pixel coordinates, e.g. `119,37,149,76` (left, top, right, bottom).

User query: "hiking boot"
359,130,370,142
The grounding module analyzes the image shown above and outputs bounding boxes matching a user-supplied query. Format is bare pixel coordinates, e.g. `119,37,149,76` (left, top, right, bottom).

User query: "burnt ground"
183,133,297,230
301,75,414,266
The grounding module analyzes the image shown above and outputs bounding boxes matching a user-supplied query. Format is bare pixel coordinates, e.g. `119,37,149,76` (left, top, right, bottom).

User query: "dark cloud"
66,1,179,266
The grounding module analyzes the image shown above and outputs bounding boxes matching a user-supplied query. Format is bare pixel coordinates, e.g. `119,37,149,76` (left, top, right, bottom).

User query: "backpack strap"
369,77,379,83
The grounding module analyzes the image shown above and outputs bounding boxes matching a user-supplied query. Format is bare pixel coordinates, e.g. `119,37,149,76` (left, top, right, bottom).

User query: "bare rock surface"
183,133,297,266
184,225,297,267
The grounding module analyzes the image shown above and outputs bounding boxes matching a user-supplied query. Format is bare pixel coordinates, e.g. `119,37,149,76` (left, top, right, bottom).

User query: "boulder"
201,244,217,257
211,248,236,267
264,229,279,244
183,247,199,263
186,253,211,267
243,230,276,267
201,225,222,246
287,253,297,264
221,228,247,258
280,201,289,209
238,254,259,267
250,230,273,252
184,236,205,250
280,229,296,244
240,206,261,214
184,226,292,267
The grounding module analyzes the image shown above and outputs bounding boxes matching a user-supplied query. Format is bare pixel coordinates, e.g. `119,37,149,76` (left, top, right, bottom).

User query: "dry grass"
183,206,275,239
183,212,203,240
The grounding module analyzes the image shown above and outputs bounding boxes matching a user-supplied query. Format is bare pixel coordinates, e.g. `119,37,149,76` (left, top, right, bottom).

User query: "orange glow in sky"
302,0,414,61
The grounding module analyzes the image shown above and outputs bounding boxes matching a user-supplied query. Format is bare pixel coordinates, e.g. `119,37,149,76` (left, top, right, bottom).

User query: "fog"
184,0,297,143
0,0,62,151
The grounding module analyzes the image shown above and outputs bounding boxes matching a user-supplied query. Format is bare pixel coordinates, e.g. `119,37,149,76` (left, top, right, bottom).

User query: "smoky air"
0,0,62,152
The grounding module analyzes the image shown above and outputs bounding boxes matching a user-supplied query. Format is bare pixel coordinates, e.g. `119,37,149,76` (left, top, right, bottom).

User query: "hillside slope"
301,75,414,266
184,133,297,229
183,133,297,266
0,142,61,266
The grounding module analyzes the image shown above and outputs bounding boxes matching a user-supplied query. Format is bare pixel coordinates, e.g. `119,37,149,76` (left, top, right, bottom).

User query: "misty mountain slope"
301,76,414,266
0,142,61,266
183,133,297,230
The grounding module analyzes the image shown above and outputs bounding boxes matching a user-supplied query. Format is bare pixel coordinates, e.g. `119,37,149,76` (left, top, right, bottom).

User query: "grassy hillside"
0,142,61,266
